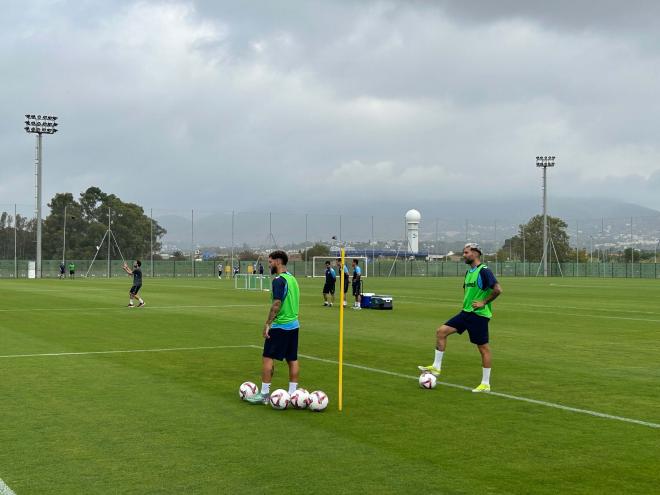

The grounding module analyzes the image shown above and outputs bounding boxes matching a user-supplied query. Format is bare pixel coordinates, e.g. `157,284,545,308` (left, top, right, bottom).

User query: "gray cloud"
1,0,659,217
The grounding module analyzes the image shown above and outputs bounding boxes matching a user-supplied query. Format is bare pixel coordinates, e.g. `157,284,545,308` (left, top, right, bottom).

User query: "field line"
0,303,264,313
277,347,660,429
0,345,253,359
0,478,16,495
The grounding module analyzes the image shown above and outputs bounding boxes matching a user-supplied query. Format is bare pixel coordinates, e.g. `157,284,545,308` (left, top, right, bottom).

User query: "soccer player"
217,262,223,279
247,250,301,404
337,257,349,307
322,260,337,306
122,260,145,308
68,261,75,279
418,243,502,392
59,262,66,279
351,259,362,310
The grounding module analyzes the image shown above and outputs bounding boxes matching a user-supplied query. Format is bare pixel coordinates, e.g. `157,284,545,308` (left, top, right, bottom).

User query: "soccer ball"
239,381,258,400
290,388,310,409
308,390,329,412
269,389,290,410
418,372,437,389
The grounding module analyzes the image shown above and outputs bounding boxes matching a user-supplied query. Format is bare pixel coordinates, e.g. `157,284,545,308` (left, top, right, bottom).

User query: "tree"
304,243,330,259
499,215,572,262
40,187,167,260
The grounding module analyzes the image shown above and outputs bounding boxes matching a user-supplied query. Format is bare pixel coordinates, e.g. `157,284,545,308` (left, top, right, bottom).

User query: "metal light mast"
536,156,555,277
24,114,59,278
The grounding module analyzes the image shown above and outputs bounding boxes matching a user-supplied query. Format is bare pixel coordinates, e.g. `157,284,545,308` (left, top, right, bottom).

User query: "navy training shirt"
325,267,336,284
133,268,143,286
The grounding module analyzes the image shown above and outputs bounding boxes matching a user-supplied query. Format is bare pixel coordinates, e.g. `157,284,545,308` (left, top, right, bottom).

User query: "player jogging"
247,250,301,404
59,262,66,279
122,260,145,308
322,260,337,307
351,258,362,310
418,243,502,392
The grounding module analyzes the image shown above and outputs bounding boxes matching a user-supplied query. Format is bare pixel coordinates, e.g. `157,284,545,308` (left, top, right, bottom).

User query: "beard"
464,258,472,264
270,266,277,275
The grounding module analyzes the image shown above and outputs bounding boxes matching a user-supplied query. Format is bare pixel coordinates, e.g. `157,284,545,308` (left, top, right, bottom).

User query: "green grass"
0,276,658,494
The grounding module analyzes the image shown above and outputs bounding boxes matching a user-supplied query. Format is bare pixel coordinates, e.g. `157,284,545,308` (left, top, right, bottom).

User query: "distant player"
322,260,337,307
68,261,75,279
418,243,502,392
122,260,145,308
258,262,264,275
351,259,362,310
217,263,223,279
247,250,301,404
59,262,65,279
337,257,349,307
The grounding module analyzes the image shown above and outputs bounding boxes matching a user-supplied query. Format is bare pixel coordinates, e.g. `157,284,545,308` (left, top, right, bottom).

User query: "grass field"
1,276,658,494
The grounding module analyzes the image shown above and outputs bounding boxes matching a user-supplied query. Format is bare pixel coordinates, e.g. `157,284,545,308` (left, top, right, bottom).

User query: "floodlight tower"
536,156,555,277
24,114,59,278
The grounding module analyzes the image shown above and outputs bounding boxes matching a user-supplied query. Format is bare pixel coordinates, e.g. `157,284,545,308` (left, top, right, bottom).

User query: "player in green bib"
418,243,502,392
247,250,302,405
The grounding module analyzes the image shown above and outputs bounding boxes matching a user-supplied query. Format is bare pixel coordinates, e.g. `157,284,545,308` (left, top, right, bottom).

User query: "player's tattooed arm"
263,300,282,338
472,283,502,308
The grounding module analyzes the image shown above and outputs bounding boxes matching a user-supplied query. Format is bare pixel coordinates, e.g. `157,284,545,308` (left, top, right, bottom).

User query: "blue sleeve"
330,268,336,279
478,268,497,290
356,266,362,276
272,277,287,301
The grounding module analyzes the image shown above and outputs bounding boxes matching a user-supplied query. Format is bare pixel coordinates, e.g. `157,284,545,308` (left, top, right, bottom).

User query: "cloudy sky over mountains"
2,0,660,215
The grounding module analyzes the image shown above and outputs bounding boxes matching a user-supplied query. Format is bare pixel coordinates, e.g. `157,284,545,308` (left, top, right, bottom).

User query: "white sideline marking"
0,303,264,313
0,345,253,359
261,347,660,429
0,478,16,495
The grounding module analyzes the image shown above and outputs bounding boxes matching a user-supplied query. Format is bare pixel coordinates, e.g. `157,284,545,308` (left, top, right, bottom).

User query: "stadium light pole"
24,114,59,278
536,156,555,277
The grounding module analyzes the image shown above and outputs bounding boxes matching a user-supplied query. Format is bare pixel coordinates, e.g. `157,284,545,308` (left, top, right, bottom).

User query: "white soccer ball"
239,381,258,400
269,389,290,410
419,372,437,389
290,388,310,409
308,390,329,412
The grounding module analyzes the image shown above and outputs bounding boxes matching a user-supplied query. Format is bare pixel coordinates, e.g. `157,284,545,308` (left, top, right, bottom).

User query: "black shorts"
323,282,336,295
343,276,349,293
69,271,74,275
445,311,490,345
130,285,142,295
263,328,299,361
352,280,362,296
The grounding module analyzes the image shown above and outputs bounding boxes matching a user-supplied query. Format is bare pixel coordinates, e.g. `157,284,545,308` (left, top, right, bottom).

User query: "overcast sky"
2,0,660,216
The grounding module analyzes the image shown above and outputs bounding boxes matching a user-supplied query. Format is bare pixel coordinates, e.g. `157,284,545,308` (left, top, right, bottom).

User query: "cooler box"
370,295,393,310
361,293,375,309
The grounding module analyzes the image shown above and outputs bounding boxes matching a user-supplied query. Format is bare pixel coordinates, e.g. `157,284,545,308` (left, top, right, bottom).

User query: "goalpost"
312,256,368,278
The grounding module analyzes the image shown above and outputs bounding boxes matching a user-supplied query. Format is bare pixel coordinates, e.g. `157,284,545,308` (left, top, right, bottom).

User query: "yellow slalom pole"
338,247,345,412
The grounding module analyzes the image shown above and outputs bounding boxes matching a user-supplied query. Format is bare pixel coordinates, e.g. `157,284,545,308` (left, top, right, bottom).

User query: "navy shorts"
129,285,141,295
352,280,362,296
343,276,349,293
263,328,299,361
445,311,490,345
323,282,336,295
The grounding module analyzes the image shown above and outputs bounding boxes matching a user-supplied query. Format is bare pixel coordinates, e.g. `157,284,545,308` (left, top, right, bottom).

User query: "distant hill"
155,198,660,251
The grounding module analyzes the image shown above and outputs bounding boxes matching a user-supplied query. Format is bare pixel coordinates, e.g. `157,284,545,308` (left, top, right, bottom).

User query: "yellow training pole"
338,247,345,411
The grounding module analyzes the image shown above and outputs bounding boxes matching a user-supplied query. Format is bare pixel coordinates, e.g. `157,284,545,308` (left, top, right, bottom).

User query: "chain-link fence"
1,203,660,278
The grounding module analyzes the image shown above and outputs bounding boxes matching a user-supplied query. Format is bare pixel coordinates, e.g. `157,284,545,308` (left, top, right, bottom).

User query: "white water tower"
405,209,421,254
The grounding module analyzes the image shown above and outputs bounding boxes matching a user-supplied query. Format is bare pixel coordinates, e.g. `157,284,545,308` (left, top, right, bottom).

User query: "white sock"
129,299,133,306
261,382,271,395
288,382,297,395
482,368,491,385
138,298,144,304
433,349,444,369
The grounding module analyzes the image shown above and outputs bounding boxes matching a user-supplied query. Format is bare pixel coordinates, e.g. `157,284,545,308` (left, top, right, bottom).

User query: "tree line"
0,187,166,261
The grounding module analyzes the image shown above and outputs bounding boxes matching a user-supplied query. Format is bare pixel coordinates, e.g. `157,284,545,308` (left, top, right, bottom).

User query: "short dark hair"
135,260,142,267
269,250,288,265
325,260,331,265
353,259,359,264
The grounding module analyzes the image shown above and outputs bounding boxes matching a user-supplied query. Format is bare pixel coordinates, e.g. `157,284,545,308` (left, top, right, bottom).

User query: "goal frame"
312,256,368,278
